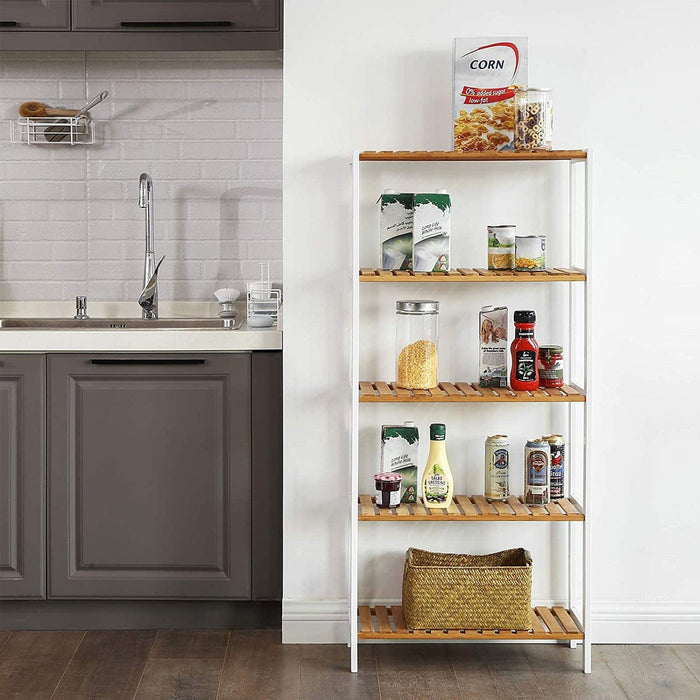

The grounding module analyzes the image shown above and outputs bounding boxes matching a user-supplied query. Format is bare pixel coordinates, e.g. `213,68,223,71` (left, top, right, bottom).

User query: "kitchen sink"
0,317,242,330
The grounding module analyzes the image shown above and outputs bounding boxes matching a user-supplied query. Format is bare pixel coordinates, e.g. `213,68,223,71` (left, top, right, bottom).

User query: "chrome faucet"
137,173,164,319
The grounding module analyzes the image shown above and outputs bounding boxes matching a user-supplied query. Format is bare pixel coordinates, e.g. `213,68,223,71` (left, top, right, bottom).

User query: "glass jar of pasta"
514,88,553,151
396,300,439,390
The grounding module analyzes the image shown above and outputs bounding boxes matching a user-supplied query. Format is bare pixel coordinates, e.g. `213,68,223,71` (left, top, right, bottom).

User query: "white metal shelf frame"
349,150,592,673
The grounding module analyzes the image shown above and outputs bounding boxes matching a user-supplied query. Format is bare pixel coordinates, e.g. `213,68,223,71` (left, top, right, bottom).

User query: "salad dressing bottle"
421,423,454,509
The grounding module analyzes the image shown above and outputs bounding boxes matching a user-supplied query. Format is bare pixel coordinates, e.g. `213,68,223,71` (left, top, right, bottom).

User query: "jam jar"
374,473,402,508
538,345,564,388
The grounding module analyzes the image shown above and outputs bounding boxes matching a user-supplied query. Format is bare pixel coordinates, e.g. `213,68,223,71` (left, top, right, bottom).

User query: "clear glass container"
514,88,553,151
395,300,439,389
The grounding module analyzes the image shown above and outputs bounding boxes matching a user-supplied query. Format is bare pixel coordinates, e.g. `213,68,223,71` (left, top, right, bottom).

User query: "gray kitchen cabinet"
0,0,280,50
73,0,278,31
0,354,45,599
48,353,252,599
0,0,70,30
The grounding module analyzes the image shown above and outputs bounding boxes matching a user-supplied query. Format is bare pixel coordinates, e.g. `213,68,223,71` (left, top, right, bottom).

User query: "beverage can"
485,435,509,500
524,439,550,505
542,434,565,500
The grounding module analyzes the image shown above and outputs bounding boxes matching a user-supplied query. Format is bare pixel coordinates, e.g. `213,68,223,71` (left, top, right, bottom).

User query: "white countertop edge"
0,327,282,352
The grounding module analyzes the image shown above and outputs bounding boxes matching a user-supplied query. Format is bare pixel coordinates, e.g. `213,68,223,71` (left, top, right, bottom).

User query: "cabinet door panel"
73,0,279,31
49,353,251,599
0,0,70,30
0,355,45,599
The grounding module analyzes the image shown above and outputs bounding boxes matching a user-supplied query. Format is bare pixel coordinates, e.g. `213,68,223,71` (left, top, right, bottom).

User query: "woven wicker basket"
402,547,533,630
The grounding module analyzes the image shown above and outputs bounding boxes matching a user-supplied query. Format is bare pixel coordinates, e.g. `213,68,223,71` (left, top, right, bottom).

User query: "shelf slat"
357,605,584,640
360,381,585,403
359,149,587,162
358,495,584,521
359,267,585,282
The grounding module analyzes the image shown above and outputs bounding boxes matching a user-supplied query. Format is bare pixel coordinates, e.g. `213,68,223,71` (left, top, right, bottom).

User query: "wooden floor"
0,630,698,699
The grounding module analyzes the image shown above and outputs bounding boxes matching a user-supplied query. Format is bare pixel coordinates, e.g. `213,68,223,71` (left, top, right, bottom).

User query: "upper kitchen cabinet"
73,0,278,32
0,0,281,50
0,0,70,30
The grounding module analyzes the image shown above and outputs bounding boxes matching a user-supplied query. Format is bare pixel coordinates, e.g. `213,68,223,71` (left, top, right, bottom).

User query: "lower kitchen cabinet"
48,353,252,599
0,355,46,599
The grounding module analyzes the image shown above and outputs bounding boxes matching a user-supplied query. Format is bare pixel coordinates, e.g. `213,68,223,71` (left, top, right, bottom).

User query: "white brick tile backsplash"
0,51,281,301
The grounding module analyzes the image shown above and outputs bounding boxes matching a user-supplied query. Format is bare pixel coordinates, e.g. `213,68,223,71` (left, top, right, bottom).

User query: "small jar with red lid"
374,473,402,508
538,345,564,388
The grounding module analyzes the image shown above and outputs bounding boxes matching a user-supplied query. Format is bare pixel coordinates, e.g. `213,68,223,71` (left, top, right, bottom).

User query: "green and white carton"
380,422,419,503
379,191,414,270
412,191,451,272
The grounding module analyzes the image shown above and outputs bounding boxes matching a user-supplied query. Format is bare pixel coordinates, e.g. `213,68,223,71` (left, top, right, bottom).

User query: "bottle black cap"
514,310,536,323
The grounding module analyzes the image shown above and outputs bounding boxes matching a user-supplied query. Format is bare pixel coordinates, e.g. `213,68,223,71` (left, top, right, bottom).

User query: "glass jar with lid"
395,300,439,389
514,88,553,151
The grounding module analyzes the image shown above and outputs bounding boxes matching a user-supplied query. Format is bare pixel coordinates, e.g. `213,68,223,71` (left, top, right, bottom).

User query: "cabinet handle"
90,359,206,365
0,21,18,27
120,21,233,28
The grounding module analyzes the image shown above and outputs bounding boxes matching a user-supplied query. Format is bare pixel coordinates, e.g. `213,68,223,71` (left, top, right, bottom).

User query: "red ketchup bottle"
510,310,539,390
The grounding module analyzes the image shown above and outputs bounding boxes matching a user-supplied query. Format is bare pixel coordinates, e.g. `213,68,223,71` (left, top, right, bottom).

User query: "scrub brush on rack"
214,288,240,318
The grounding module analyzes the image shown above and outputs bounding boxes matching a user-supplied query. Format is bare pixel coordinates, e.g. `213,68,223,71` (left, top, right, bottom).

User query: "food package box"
379,191,414,270
412,192,450,272
479,305,508,387
453,38,528,152
381,423,419,503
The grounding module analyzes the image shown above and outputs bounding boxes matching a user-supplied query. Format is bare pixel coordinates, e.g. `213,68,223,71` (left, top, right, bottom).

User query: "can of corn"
515,235,546,271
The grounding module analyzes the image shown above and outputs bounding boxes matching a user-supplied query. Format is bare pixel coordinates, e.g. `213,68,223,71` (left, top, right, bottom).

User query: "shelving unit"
350,150,592,673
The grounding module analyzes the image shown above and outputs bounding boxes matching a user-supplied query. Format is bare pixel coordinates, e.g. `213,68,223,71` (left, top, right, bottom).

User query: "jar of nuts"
396,300,439,390
514,88,553,151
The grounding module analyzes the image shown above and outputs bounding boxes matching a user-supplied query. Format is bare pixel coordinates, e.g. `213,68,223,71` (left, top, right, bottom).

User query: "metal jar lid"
396,300,439,314
374,473,402,482
539,344,563,353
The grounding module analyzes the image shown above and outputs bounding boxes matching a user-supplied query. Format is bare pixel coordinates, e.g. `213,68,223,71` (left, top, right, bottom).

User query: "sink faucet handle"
74,295,89,320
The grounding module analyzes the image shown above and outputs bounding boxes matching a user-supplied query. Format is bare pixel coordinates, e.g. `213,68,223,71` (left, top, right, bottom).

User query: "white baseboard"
282,599,700,645
592,601,700,644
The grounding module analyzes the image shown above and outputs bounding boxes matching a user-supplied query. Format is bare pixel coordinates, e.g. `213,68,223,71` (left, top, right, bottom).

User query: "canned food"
487,225,516,270
538,345,564,388
524,439,550,505
485,435,509,500
542,435,565,500
515,235,546,271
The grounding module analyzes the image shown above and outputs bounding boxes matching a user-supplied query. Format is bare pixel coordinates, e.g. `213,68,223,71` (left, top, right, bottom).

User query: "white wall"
0,51,281,301
283,1,700,643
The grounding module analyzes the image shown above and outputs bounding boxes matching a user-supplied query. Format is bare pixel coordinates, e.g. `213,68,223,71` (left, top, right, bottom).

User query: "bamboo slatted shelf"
358,494,584,521
358,605,584,640
359,267,585,282
359,381,585,403
359,150,587,162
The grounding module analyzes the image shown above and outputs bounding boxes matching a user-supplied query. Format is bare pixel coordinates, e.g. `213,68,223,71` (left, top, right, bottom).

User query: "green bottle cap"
430,423,446,440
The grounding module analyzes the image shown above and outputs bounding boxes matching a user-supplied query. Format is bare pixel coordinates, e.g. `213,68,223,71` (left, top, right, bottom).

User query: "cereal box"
381,422,419,503
479,305,508,387
412,192,450,272
453,38,528,152
379,191,414,270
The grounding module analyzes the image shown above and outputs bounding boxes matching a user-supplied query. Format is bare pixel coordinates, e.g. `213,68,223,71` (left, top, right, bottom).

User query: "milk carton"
379,191,414,270
381,422,419,503
479,305,508,387
412,191,450,272
453,37,528,151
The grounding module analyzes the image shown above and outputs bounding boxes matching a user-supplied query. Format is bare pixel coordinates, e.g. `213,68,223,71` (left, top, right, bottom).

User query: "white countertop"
0,301,282,352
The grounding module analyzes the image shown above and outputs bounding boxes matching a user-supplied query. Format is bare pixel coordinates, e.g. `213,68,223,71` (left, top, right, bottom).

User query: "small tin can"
487,225,516,270
374,473,402,508
485,435,509,500
515,235,546,271
524,439,550,505
538,345,564,388
542,435,565,500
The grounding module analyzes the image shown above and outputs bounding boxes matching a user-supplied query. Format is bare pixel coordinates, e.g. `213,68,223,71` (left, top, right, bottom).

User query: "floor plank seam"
671,647,700,685
47,630,87,700
131,629,159,700
597,650,632,699
214,629,231,700
0,631,13,655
